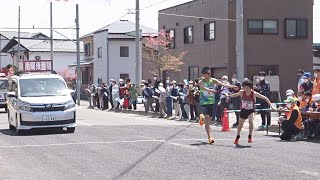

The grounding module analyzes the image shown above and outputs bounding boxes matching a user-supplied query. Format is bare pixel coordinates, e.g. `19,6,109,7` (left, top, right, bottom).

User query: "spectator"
86,85,93,108
303,94,320,139
142,82,154,112
218,75,231,123
178,83,187,120
153,74,161,112
95,84,100,109
129,83,138,110
109,79,114,109
297,69,305,97
165,79,173,119
256,71,271,129
300,73,313,95
312,69,320,95
231,75,241,127
213,82,222,123
194,79,201,122
299,91,313,112
111,80,119,109
279,97,302,141
158,83,167,118
171,80,180,119
101,83,109,110
187,81,196,121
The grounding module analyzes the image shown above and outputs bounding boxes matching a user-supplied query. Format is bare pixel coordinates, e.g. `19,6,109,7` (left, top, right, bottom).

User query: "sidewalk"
78,100,281,134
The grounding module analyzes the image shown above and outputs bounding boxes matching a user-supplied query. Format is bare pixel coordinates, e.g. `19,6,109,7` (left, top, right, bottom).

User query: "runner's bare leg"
248,113,255,135
237,118,246,135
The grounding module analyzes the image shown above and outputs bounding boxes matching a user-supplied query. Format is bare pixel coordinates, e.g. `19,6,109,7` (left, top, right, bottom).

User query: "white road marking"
171,138,276,141
299,171,320,177
0,139,163,148
77,121,93,126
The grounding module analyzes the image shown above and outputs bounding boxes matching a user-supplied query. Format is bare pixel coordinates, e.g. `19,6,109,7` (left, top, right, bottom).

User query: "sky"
0,0,319,42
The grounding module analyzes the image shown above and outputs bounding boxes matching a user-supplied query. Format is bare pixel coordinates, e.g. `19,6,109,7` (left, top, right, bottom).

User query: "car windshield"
19,78,69,97
0,79,9,90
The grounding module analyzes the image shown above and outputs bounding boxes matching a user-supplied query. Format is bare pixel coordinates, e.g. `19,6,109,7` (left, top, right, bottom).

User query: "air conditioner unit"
35,56,41,60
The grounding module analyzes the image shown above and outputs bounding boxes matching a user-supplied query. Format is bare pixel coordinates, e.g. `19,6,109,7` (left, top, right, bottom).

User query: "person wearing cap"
300,73,313,96
279,97,302,141
218,75,232,124
286,89,300,106
256,71,272,129
198,67,237,144
312,69,320,95
227,79,275,144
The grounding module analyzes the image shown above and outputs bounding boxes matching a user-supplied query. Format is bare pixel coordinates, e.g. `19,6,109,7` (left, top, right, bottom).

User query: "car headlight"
18,103,32,112
64,100,75,110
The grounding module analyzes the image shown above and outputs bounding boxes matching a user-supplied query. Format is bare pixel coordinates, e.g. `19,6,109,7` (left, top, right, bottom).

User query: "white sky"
0,0,319,42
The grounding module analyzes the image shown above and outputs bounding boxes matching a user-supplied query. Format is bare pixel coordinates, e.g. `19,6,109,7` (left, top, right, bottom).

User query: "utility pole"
50,2,54,62
76,4,81,106
135,0,140,86
236,0,244,81
16,5,21,69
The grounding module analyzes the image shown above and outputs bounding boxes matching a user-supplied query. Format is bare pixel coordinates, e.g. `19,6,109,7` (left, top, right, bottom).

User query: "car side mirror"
7,92,17,98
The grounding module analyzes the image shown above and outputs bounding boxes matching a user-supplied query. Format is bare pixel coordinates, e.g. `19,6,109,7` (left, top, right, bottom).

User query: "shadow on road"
235,144,251,148
0,128,68,136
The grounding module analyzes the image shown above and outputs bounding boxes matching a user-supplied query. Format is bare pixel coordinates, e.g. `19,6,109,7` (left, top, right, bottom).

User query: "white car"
6,73,76,135
0,76,9,112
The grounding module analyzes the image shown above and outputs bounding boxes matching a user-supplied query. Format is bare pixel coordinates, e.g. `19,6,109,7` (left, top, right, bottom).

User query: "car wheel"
66,127,75,133
15,116,23,135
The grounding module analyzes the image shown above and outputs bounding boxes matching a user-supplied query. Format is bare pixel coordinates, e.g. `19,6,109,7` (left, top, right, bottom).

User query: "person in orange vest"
299,91,314,112
279,97,302,141
312,69,320,95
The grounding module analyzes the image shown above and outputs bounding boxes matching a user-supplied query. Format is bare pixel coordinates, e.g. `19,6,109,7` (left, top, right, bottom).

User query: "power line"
140,0,171,10
158,12,237,22
53,29,76,43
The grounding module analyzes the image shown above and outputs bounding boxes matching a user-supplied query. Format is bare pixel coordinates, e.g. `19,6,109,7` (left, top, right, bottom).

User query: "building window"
84,43,91,56
204,22,215,41
120,46,129,57
248,20,278,34
98,47,102,58
166,29,175,49
247,65,279,80
184,26,193,44
189,66,199,81
285,19,307,38
120,74,129,80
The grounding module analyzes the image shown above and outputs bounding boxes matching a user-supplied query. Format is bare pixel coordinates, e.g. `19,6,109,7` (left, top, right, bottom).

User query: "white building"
0,31,83,71
78,20,157,85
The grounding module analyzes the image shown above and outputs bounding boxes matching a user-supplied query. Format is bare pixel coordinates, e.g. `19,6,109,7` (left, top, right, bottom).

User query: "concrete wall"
158,0,230,82
93,30,108,84
243,0,314,97
109,40,142,84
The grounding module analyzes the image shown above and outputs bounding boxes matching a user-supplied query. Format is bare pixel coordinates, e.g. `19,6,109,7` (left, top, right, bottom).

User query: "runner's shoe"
234,135,240,145
208,137,215,144
199,114,205,126
248,137,253,143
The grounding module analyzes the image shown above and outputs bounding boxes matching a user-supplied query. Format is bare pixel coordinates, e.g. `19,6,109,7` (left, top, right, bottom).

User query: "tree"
143,29,187,79
57,67,76,88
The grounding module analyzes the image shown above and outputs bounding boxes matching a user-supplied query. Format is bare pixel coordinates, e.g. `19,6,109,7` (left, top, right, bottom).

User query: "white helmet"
286,89,294,96
313,94,320,101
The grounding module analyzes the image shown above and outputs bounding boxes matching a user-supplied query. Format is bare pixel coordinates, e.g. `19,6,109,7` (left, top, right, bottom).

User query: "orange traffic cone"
221,108,230,131
199,114,205,126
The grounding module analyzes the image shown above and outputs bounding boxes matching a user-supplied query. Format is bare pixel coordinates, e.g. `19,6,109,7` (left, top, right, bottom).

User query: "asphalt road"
0,107,319,180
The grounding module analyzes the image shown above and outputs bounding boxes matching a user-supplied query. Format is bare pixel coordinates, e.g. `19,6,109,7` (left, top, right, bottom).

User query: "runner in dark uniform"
227,79,275,144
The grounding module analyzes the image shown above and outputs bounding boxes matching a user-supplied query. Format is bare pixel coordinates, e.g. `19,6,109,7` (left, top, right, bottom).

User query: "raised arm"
214,78,237,89
254,92,275,110
228,90,243,98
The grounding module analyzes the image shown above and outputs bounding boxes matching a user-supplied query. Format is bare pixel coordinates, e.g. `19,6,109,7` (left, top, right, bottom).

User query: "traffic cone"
221,108,230,131
199,114,205,126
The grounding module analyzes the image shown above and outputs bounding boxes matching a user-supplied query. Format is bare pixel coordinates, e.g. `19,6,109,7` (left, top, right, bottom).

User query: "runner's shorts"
201,104,214,116
240,109,255,119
